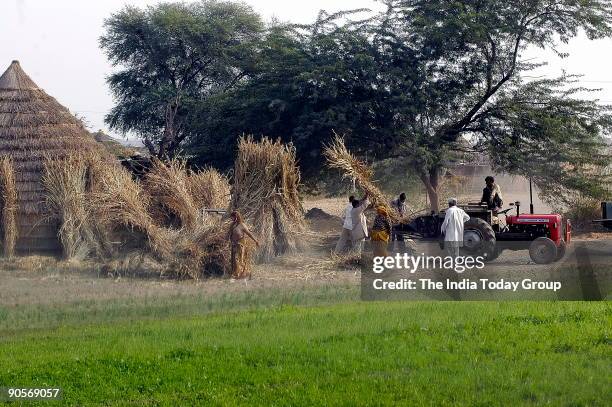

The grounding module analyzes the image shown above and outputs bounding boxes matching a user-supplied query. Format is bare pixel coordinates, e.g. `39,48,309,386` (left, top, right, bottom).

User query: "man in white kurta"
441,198,470,257
350,194,370,255
335,195,355,253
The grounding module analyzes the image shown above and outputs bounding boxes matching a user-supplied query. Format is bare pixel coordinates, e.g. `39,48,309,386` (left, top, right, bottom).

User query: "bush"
555,197,602,231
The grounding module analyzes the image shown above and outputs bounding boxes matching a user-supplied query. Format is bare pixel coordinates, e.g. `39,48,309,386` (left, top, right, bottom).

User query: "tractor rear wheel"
461,218,496,260
529,237,557,264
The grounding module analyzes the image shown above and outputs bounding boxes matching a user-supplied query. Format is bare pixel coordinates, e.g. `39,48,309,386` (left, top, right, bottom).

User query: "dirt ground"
1,197,609,307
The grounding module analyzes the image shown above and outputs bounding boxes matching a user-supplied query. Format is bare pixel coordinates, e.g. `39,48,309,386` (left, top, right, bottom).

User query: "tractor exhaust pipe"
529,178,534,214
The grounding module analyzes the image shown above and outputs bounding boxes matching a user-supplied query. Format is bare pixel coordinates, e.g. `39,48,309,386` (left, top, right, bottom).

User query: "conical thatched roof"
0,60,104,253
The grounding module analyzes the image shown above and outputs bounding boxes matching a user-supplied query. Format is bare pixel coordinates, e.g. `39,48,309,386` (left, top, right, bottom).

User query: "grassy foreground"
0,296,610,406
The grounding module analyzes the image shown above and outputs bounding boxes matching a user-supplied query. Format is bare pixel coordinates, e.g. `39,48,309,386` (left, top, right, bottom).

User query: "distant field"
1,294,610,406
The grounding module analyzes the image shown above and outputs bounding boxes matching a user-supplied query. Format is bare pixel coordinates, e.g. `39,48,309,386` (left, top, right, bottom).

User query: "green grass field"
0,288,610,406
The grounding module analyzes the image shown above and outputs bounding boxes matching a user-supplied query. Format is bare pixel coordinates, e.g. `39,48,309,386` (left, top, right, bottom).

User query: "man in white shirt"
351,193,370,255
334,195,355,253
441,197,470,257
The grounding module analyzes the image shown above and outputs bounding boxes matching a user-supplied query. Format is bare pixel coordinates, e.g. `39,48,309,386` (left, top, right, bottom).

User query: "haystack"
231,136,305,262
0,157,17,257
89,160,172,258
323,134,403,223
188,168,230,211
42,155,112,259
144,158,200,230
0,61,106,253
143,158,230,231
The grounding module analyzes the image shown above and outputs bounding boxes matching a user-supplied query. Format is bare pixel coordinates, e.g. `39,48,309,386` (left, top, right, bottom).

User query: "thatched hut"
0,60,104,254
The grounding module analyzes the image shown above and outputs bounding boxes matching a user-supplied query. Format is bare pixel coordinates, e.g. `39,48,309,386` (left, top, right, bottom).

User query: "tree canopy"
100,0,264,158
102,0,612,209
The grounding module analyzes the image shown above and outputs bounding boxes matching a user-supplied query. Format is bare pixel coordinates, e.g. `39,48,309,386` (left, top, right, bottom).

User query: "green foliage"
186,15,393,174
100,0,264,157
1,298,610,405
553,196,602,230
483,76,612,204
101,0,612,206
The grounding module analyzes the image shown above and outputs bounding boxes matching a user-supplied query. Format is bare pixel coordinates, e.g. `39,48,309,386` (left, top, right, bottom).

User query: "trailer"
592,202,612,230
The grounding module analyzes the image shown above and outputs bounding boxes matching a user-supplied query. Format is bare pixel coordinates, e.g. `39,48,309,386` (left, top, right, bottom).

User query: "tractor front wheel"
529,237,557,264
462,218,496,260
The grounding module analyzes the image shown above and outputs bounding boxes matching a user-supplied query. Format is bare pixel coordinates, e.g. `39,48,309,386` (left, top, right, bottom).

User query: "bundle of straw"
39,152,231,278
90,160,171,258
143,158,199,230
188,168,230,211
231,136,305,262
323,134,402,223
43,155,101,259
0,157,17,257
167,220,231,279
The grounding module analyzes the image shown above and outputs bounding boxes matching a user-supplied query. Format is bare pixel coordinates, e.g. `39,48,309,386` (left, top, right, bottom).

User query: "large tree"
371,0,612,210
185,11,396,172
187,1,612,210
100,0,263,158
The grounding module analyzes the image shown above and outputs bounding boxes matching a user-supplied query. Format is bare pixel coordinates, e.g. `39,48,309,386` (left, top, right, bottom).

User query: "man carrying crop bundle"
228,211,259,279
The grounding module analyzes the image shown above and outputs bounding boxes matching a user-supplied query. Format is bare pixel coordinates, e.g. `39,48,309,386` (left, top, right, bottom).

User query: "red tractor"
405,200,571,264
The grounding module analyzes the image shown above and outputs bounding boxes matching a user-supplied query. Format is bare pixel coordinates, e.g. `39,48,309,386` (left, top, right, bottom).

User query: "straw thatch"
323,134,403,223
0,60,107,253
0,157,18,257
231,136,305,262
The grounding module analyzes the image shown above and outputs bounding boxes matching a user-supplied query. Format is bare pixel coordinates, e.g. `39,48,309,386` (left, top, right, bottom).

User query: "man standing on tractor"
441,198,470,257
481,176,503,213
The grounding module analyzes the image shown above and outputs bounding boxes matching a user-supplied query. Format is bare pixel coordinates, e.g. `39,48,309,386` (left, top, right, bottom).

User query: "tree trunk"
419,167,440,213
158,95,181,158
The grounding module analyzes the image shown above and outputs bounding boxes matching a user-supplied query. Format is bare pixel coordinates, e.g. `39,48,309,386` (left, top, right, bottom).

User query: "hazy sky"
1,0,611,142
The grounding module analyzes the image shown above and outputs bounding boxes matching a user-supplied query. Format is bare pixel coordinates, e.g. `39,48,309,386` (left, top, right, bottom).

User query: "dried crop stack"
188,168,230,211
144,158,200,230
0,157,17,257
231,136,305,262
143,159,231,230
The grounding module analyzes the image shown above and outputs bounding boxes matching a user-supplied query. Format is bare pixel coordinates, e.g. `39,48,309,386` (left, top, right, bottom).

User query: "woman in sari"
371,206,391,257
